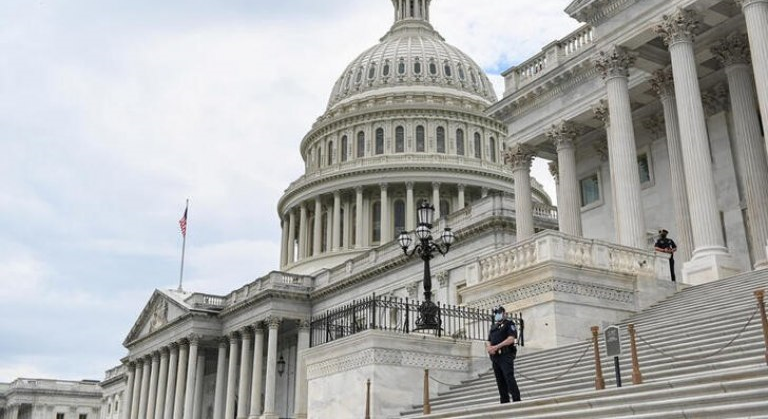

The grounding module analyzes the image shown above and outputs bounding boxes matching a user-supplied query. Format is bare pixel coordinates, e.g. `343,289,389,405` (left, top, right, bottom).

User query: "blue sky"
0,0,580,382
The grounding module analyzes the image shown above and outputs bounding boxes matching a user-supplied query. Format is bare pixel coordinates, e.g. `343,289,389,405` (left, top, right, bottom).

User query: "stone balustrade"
186,293,227,309
103,364,126,381
7,378,100,392
227,271,315,305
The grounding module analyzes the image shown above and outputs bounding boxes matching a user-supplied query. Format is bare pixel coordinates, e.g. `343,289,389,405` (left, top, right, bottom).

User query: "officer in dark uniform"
654,229,677,282
487,306,522,404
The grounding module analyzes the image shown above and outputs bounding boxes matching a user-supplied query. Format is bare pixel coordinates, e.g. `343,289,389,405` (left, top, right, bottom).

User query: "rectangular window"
580,173,600,207
638,153,651,184
80,414,88,419
57,414,65,419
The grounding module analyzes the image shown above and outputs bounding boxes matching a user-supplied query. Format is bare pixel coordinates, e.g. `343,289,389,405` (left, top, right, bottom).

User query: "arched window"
474,133,482,159
327,141,334,166
436,126,446,153
339,208,345,248
429,60,438,76
316,146,322,167
383,60,391,77
414,59,422,75
395,126,405,153
490,137,497,162
416,125,425,152
372,201,382,243
357,131,365,158
341,135,348,162
458,65,466,81
351,205,357,247
368,63,377,80
440,199,450,218
394,200,406,236
444,61,453,77
398,58,406,75
375,128,384,155
456,129,465,156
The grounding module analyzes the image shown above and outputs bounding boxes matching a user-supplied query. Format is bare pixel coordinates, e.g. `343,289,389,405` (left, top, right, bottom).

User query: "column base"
294,414,307,419
682,252,743,285
259,413,279,419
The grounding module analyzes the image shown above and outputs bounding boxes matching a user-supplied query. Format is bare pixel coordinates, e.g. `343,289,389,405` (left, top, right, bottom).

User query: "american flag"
179,206,188,237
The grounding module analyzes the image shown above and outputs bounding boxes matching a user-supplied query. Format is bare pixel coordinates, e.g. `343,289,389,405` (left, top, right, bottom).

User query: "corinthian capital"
594,46,635,79
649,69,675,98
592,100,610,127
265,316,282,329
504,144,534,171
545,121,579,151
654,8,700,46
735,0,768,8
548,161,559,182
711,33,751,67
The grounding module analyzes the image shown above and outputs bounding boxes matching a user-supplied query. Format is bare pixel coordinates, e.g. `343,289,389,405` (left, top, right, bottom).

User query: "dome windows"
341,135,348,162
355,68,364,84
383,60,391,77
414,58,422,75
357,131,365,158
375,128,385,155
368,63,377,80
395,126,405,153
443,61,453,77
416,125,425,152
456,129,465,156
474,133,482,159
398,58,406,76
436,126,446,153
429,60,438,76
458,65,466,81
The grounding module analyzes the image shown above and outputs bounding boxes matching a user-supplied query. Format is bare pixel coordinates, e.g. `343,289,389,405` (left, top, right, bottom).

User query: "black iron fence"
309,294,524,347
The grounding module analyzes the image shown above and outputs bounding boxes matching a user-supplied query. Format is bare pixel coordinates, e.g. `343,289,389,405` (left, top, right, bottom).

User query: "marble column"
457,184,465,209
736,0,768,159
248,325,265,419
237,329,253,419
287,210,296,265
146,352,160,419
713,33,768,269
182,335,200,419
172,342,189,419
594,46,647,248
138,357,151,419
432,182,441,218
298,204,307,259
261,317,281,419
650,69,695,265
332,191,342,250
380,183,390,242
163,344,179,419
406,182,415,231
154,349,169,419
130,359,142,419
121,363,136,419
293,320,311,419
279,215,288,267
213,338,228,419
355,187,364,248
506,145,535,240
224,333,240,419
655,9,740,282
546,122,583,237
192,354,205,419
313,197,322,256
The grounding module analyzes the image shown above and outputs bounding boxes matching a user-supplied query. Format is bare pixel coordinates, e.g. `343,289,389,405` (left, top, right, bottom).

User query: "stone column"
154,349,170,419
406,182,415,231
432,182,441,218
546,121,583,237
146,352,160,419
138,357,152,419
457,184,465,209
506,145,535,240
237,329,253,418
332,191,342,250
192,354,205,419
380,183,390,242
713,33,768,269
163,344,179,419
293,320,311,419
286,210,296,265
261,317,281,419
173,342,189,419
313,197,322,256
355,187,364,248
650,69,695,264
224,333,240,419
594,46,647,248
736,0,768,157
279,215,288,267
121,363,136,419
182,335,200,419
655,9,740,282
298,204,307,259
248,325,265,419
213,338,228,419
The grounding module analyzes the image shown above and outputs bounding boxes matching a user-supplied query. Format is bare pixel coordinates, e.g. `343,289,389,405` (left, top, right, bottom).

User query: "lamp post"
397,200,455,330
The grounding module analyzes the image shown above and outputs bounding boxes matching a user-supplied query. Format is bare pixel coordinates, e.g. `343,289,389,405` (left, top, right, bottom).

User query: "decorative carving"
548,161,559,182
711,33,751,67
240,327,253,339
379,182,388,191
228,331,241,342
701,84,730,116
594,46,635,79
266,316,282,329
405,281,419,299
148,299,169,333
435,271,449,288
306,348,470,380
642,114,665,139
593,139,609,161
649,69,675,98
252,321,264,334
592,99,610,126
654,8,700,46
217,336,229,347
545,121,579,151
468,278,635,310
503,144,535,171
297,318,311,330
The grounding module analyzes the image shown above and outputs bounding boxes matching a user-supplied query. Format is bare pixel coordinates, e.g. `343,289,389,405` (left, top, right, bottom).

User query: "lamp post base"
415,300,441,330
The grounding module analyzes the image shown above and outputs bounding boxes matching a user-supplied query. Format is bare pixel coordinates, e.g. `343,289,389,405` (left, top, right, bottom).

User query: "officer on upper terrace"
486,306,522,404
654,229,678,282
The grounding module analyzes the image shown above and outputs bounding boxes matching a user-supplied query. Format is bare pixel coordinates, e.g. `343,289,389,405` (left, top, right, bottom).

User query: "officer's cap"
492,306,506,314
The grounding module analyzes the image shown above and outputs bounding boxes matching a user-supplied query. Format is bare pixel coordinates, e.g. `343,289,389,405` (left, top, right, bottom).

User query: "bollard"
627,324,643,385
423,369,431,415
365,379,371,419
756,290,768,366
591,326,606,390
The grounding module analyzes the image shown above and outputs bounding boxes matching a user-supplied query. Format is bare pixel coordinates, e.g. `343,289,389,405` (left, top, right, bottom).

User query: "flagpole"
178,199,189,291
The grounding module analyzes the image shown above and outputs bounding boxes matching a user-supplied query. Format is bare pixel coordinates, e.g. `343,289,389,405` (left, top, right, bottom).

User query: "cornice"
217,287,311,318
566,0,636,26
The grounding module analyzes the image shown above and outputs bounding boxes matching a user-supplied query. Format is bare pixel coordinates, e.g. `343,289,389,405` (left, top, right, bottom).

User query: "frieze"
306,348,469,380
467,278,634,309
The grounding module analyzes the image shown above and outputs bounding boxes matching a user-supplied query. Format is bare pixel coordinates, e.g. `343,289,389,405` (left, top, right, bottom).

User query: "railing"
8,378,101,393
309,294,524,347
227,271,314,305
186,293,227,309
103,365,126,381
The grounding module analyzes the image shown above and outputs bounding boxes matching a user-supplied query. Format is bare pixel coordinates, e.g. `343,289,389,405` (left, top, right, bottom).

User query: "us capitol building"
3,0,768,417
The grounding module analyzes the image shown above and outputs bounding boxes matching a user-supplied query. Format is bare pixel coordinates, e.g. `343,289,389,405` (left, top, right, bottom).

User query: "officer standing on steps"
654,229,678,282
487,306,522,404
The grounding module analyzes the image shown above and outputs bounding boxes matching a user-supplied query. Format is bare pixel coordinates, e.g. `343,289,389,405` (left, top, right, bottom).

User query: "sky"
0,0,581,382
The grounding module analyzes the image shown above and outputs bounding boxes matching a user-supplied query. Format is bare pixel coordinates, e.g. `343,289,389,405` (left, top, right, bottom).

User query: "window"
638,152,653,186
383,60,391,77
458,65,466,80
436,126,446,153
440,199,450,218
80,415,88,419
372,201,381,243
351,206,357,246
456,129,465,156
327,141,334,166
355,68,363,84
368,63,377,80
474,133,482,158
470,71,477,86
580,173,601,207
395,126,405,153
341,136,348,162
416,126,425,152
316,146,322,167
398,58,406,75
489,137,497,162
394,200,406,236
444,62,453,77
375,128,384,155
429,61,438,75
414,59,422,75
357,131,365,158
57,414,65,419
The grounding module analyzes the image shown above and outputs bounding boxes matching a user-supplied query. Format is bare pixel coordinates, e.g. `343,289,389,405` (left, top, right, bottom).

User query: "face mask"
494,313,503,322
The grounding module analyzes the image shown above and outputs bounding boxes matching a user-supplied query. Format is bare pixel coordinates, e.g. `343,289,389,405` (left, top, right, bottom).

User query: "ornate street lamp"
397,200,455,330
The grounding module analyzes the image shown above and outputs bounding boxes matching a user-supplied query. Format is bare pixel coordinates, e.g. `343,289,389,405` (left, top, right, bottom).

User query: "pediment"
124,290,190,346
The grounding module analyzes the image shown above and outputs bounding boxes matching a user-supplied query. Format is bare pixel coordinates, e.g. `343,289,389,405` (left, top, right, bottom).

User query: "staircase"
399,270,768,418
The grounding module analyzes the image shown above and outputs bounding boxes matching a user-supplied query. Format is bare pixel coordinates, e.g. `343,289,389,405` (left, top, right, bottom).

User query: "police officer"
487,306,522,404
654,229,677,282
